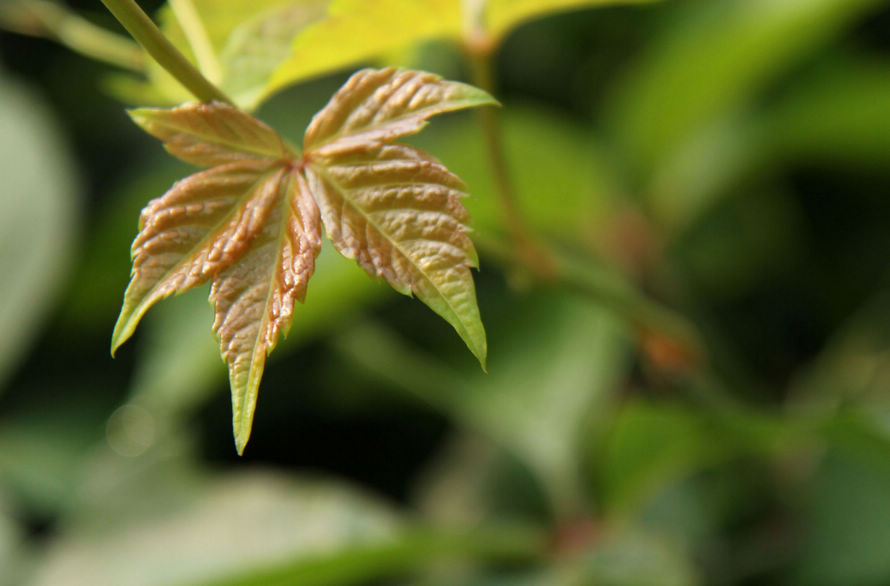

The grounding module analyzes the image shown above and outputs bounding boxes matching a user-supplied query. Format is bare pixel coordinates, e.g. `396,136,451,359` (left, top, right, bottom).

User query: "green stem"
99,0,231,104
0,1,143,71
467,48,555,277
168,0,222,84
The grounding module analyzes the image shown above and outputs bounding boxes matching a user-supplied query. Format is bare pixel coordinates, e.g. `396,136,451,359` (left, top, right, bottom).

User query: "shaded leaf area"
111,69,494,452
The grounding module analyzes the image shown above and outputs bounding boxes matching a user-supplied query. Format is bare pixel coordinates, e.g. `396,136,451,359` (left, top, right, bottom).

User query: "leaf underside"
112,68,494,453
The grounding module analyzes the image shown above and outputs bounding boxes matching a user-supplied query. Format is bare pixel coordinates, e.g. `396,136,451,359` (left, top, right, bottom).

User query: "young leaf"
129,103,288,165
307,145,486,365
303,68,496,156
210,170,322,453
110,158,283,354
113,68,495,452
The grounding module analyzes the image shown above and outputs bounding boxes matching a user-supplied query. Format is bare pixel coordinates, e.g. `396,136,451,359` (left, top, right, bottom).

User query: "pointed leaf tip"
213,169,321,455
116,69,489,453
306,141,486,369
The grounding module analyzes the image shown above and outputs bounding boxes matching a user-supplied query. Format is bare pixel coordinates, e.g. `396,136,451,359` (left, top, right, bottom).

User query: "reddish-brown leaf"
303,67,497,157
114,70,495,453
130,101,290,167
211,170,321,452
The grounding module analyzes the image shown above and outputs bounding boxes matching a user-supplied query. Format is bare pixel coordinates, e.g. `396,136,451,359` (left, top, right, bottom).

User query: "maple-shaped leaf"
113,68,494,453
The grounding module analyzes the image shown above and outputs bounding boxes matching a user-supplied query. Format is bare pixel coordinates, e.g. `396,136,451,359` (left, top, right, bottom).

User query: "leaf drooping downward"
308,144,486,366
113,68,494,453
210,170,322,453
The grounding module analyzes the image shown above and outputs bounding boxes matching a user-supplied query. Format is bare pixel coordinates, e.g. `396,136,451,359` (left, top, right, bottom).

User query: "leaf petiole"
466,46,555,278
99,0,232,104
168,0,223,85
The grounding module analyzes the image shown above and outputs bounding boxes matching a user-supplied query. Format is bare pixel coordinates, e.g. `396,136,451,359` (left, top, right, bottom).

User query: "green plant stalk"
467,48,555,277
168,0,223,84
0,1,143,71
99,0,231,104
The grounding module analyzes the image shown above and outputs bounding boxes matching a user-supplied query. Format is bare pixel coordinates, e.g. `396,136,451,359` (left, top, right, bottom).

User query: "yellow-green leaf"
118,0,327,108
211,170,321,454
219,1,330,110
266,0,461,96
303,67,497,156
266,0,658,98
307,143,486,366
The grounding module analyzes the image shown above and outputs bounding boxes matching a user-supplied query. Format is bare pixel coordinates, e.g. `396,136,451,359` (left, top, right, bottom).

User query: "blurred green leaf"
606,0,885,220
419,527,698,586
595,401,793,517
597,402,720,517
0,72,80,391
32,471,400,586
0,492,22,585
336,292,630,513
204,523,543,586
126,285,220,417
791,444,890,586
576,528,699,586
762,57,890,168
415,433,551,526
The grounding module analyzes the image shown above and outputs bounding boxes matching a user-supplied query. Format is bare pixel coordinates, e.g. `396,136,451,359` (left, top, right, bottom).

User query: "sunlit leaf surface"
219,1,329,109
267,0,461,96
112,68,494,452
267,0,658,98
303,68,495,156
111,0,328,108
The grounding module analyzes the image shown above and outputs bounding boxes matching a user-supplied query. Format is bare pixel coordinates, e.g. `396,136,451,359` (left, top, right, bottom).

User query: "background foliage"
1,0,890,584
